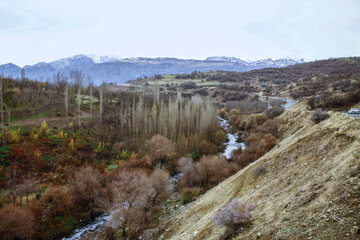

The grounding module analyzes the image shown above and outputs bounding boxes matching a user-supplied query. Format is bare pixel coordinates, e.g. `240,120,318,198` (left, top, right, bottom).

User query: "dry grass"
158,102,360,240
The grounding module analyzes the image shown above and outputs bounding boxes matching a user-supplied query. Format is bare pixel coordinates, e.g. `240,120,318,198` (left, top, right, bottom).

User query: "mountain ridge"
0,55,304,84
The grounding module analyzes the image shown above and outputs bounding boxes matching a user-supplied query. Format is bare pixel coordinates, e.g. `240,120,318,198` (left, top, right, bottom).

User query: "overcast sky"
0,0,359,66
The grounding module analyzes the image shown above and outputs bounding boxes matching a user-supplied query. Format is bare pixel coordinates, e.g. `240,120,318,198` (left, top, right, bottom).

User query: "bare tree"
70,69,85,126
65,83,68,121
53,72,67,98
99,82,104,126
86,76,94,117
21,68,26,81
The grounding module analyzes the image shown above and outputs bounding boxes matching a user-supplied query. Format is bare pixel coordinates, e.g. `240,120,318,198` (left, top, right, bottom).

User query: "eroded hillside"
160,103,360,240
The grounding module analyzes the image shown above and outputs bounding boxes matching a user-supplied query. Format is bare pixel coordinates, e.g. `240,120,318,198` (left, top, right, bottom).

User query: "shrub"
180,187,201,204
71,166,102,206
179,155,238,189
264,106,284,119
252,166,267,177
148,168,172,204
214,130,228,145
311,108,330,124
244,114,267,132
0,205,35,240
145,135,177,161
194,88,209,96
200,140,218,154
109,169,171,238
180,81,197,89
38,186,74,219
213,198,256,238
177,157,193,172
256,119,279,137
191,149,202,161
229,109,240,116
124,154,157,170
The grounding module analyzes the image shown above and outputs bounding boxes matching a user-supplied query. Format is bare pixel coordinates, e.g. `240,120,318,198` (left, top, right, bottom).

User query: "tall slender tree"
65,83,68,121
70,69,85,126
99,82,104,126
86,76,94,118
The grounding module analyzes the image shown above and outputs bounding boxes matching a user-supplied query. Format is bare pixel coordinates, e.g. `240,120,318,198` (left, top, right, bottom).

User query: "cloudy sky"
0,0,359,66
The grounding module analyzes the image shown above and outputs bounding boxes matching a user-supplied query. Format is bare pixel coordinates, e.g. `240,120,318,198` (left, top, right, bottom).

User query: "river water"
62,117,244,240
218,117,246,159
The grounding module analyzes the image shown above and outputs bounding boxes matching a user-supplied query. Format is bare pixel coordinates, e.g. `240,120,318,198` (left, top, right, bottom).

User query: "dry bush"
234,133,277,168
145,135,177,161
233,146,256,168
256,119,279,137
148,168,172,204
225,100,267,114
124,154,157,170
71,166,102,206
214,130,228,145
200,140,218,154
263,133,277,152
213,198,256,239
180,187,201,204
252,166,267,177
178,161,200,188
179,155,238,189
229,109,240,116
109,169,171,238
38,186,74,219
177,157,193,172
244,114,267,132
265,106,284,119
110,171,150,238
311,108,330,124
219,108,227,118
0,205,35,240
229,114,244,127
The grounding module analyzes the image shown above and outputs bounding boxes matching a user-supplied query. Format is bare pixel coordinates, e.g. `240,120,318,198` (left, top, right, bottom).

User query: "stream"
63,97,296,239
218,117,246,159
62,117,243,240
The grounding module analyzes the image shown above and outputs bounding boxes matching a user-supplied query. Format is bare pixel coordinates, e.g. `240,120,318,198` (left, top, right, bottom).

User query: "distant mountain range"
0,55,304,85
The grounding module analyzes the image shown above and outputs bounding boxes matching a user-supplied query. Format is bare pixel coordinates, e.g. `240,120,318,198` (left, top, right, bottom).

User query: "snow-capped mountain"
85,54,122,64
0,55,304,85
206,56,304,68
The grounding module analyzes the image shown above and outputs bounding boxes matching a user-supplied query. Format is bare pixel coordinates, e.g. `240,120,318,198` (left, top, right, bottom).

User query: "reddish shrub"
200,140,218,154
124,154,157,170
71,166,102,206
38,186,74,219
179,155,238,189
256,119,279,137
0,205,35,240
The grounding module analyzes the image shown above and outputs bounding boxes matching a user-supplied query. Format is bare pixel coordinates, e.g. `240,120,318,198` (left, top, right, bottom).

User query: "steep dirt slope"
160,103,360,240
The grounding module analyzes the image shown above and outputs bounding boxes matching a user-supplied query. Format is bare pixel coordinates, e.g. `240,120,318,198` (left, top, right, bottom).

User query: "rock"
350,226,359,235
256,232,262,239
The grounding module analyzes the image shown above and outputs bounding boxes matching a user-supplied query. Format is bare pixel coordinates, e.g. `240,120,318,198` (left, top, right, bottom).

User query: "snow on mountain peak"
85,55,121,63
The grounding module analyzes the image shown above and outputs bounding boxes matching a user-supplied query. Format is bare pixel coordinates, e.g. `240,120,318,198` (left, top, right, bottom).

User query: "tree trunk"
99,87,103,126
78,87,81,126
90,84,93,117
65,84,68,121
